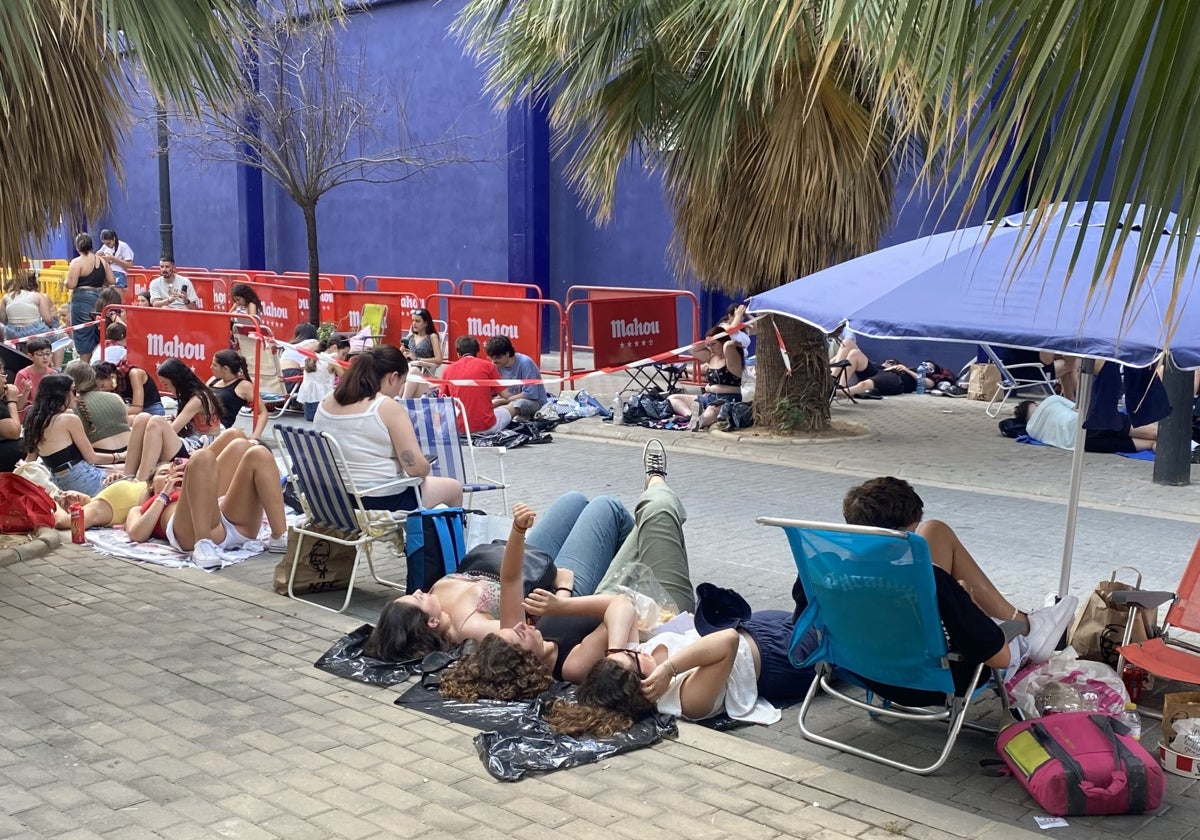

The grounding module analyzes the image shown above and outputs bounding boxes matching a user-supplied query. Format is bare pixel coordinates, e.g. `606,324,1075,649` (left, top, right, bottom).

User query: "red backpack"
0,472,57,533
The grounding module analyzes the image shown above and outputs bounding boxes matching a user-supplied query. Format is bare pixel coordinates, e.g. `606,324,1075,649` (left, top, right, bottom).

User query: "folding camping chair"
757,517,1014,774
235,332,292,417
275,425,422,614
980,344,1058,417
617,355,693,398
1113,535,1200,717
359,303,387,347
402,396,509,510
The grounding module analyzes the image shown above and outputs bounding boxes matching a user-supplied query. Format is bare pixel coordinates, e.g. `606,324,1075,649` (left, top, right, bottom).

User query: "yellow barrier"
37,269,70,307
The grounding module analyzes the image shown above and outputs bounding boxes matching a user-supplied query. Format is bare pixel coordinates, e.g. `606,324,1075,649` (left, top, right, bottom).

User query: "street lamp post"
156,102,174,262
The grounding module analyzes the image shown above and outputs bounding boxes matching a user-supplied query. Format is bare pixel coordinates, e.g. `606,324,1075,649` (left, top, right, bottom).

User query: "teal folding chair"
275,425,422,613
401,396,508,510
757,517,1014,774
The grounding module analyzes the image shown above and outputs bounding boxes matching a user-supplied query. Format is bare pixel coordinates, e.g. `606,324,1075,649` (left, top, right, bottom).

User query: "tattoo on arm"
399,449,417,468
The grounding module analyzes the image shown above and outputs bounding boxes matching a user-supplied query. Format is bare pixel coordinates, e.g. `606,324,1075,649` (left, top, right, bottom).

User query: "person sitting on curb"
824,476,1077,705
485,335,548,420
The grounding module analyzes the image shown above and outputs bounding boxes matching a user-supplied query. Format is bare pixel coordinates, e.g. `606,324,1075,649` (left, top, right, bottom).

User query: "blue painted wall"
86,0,1095,369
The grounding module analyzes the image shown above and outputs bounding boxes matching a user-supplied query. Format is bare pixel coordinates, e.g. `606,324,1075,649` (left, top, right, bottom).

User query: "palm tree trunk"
302,202,320,327
753,315,831,433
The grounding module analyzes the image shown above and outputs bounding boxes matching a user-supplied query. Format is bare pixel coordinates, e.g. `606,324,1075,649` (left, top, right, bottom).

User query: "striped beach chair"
275,425,422,613
401,396,508,511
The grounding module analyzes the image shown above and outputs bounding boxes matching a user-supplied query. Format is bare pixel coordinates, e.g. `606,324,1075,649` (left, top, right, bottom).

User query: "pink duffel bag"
997,711,1164,816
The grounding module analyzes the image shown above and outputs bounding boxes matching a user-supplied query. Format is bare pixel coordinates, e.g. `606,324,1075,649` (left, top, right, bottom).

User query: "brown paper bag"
1067,567,1156,666
967,362,1001,401
1164,692,1200,741
272,524,358,595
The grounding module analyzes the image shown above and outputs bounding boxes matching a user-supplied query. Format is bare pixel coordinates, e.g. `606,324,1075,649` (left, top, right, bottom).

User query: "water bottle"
915,362,928,395
1118,703,1142,739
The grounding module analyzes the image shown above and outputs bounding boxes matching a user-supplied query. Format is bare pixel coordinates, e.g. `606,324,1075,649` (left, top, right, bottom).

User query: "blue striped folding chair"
275,425,422,613
401,396,508,511
757,517,1015,775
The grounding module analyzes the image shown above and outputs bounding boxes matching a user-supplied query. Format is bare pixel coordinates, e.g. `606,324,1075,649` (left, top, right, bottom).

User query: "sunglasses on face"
605,648,643,679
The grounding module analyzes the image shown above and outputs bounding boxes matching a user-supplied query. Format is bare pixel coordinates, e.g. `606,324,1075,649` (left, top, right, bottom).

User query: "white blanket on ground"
87,528,263,570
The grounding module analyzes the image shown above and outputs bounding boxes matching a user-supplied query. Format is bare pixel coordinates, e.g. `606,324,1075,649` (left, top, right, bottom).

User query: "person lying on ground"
666,327,745,430
844,357,937,398
367,439,695,667
829,332,877,390
124,432,287,554
1014,396,1157,454
818,476,1077,705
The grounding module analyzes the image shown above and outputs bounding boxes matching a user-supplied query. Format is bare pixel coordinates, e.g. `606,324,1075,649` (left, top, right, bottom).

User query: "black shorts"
872,370,914,396
741,611,817,704
1086,416,1137,454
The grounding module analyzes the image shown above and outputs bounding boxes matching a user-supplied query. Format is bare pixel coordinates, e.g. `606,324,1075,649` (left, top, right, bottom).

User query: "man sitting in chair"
486,335,548,420
826,477,1077,702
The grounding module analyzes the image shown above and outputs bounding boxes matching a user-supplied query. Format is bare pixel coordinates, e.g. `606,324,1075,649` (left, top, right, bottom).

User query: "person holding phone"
149,259,199,309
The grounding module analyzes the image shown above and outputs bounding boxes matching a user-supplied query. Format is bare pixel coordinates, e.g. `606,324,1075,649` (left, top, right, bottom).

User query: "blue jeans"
52,459,105,496
71,288,102,356
525,492,634,596
524,486,695,611
143,401,166,416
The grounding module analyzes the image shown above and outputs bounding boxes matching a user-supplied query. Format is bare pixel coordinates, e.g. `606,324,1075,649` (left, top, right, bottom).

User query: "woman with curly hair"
438,635,555,702
228,283,262,319
94,360,165,417
121,358,223,482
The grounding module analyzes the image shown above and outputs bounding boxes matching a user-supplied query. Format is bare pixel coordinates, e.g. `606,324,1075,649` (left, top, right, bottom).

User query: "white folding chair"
401,396,508,511
981,344,1059,417
275,425,422,613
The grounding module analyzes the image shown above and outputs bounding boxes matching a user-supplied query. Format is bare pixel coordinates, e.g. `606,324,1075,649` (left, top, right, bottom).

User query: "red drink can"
69,503,86,545
1122,664,1144,702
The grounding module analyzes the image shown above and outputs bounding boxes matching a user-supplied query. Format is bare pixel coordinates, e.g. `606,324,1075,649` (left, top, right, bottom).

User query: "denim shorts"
52,459,105,496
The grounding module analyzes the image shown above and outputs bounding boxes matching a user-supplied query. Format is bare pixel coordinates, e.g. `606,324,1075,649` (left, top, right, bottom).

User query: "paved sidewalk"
3,388,1197,839
0,545,1039,840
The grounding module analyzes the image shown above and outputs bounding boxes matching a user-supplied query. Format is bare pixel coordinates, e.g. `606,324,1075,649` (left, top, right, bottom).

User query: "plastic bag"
313,624,420,686
1007,646,1130,720
604,561,679,637
1169,719,1200,758
463,510,513,553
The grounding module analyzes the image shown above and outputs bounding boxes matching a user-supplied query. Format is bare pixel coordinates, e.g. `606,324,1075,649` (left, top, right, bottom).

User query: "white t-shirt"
1026,395,1079,450
102,344,127,365
635,629,780,725
149,274,199,308
97,241,134,282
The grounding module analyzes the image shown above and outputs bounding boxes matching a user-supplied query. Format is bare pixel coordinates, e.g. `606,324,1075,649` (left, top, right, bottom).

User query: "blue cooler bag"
404,507,466,593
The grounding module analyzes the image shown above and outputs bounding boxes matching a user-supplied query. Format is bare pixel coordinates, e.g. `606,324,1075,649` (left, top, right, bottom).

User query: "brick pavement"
4,386,1199,838
0,545,1040,840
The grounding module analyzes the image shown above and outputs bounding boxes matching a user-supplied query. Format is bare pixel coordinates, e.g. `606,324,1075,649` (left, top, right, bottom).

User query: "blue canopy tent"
747,202,1196,595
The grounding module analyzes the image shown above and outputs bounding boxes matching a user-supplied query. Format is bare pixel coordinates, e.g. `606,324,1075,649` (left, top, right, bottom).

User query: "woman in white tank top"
0,270,56,341
313,344,462,510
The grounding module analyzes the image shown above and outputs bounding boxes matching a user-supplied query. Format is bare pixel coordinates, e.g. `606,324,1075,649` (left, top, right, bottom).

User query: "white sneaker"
1025,595,1078,664
265,535,288,554
688,401,702,431
190,539,223,570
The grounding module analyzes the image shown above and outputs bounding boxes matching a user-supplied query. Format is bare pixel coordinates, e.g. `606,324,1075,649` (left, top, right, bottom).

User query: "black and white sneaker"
643,438,667,481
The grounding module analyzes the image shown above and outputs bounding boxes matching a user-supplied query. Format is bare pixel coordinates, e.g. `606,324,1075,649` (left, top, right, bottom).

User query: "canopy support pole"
1058,360,1094,598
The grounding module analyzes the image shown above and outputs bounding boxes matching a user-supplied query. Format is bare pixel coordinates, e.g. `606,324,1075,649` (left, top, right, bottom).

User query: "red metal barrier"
456,279,542,299
427,293,565,375
328,289,407,346
359,276,453,310
564,286,701,385
120,309,267,429
282,271,359,290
